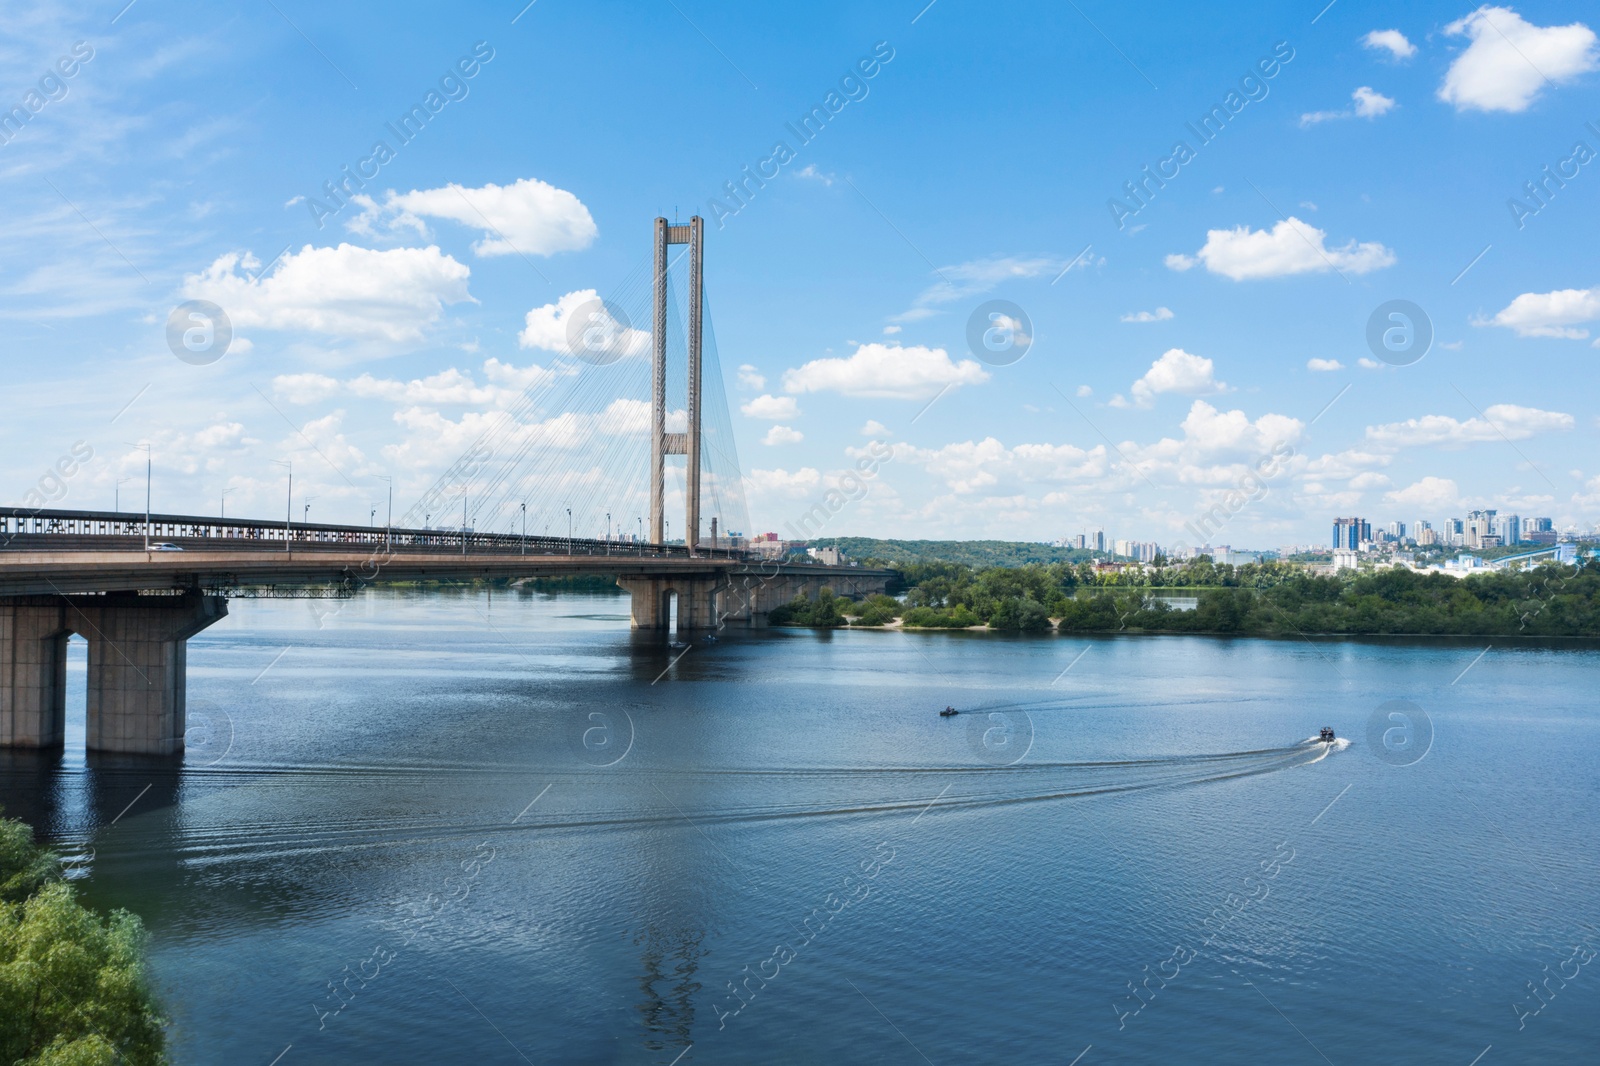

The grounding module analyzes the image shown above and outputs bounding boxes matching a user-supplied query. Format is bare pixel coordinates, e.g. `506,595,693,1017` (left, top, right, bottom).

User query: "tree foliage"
0,811,166,1066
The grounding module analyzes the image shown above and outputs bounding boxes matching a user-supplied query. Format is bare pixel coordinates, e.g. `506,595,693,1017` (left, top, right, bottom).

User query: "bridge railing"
0,507,763,562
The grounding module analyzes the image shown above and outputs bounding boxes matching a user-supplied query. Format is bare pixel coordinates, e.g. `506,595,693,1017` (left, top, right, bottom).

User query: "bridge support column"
616,575,728,632
0,592,227,754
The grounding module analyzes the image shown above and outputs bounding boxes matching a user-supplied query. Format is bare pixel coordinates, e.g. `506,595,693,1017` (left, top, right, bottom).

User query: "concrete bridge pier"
616,575,728,631
712,570,895,628
0,591,227,755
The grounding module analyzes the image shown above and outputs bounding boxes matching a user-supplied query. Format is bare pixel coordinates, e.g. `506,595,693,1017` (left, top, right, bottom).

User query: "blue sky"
3,0,1597,547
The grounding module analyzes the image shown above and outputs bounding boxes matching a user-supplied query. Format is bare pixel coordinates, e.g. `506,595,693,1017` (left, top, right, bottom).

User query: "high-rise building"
1466,509,1497,549
1091,529,1106,552
1073,534,1086,550
1492,513,1521,546
1332,517,1370,550
1388,520,1406,540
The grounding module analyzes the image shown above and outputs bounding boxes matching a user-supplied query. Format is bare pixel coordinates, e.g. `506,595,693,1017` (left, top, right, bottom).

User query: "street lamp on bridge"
520,501,526,555
271,459,292,553
606,512,611,556
221,487,234,519
114,477,133,514
124,442,152,551
566,507,572,555
375,475,392,553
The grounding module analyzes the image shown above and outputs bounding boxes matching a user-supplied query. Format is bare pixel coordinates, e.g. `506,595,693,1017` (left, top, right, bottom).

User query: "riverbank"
770,560,1600,638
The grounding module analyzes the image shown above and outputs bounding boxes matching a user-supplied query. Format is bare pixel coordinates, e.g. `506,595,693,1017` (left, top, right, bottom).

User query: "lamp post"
637,516,643,556
606,511,611,556
376,475,392,553
220,487,234,519
370,507,376,527
566,507,572,555
462,492,468,556
271,459,292,552
124,442,152,550
115,477,133,513
520,502,526,555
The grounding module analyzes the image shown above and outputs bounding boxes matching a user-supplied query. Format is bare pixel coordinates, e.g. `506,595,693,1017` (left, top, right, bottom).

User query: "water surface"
3,589,1596,1064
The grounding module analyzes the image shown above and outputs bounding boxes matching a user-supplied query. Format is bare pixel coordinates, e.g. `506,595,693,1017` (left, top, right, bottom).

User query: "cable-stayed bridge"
0,218,890,754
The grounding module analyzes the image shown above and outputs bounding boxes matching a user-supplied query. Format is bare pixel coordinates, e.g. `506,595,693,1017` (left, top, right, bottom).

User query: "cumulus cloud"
1115,348,1230,408
1385,476,1462,511
347,177,597,257
762,425,804,445
1168,218,1396,280
1365,404,1574,447
737,364,766,390
900,437,1110,495
1439,6,1598,112
1121,306,1174,323
1485,285,1600,338
1300,86,1397,126
782,343,989,400
518,289,650,358
273,358,560,407
1307,358,1345,371
745,467,822,496
860,420,890,436
181,244,473,343
741,394,801,420
1363,29,1417,60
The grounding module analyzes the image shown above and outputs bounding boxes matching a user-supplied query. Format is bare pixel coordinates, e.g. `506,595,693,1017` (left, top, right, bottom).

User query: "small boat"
940,706,959,717
1318,726,1336,742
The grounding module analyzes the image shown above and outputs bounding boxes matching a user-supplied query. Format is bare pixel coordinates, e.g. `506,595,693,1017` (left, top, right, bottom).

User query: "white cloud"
348,177,597,257
1358,357,1384,369
1164,253,1197,272
1307,358,1345,371
763,425,804,445
273,358,561,408
518,289,650,359
1439,6,1598,112
1304,448,1392,480
1486,285,1600,338
737,364,766,390
882,325,902,335
860,420,890,436
901,437,1110,495
897,255,1075,320
1300,86,1397,126
1354,86,1396,117
1128,348,1230,407
1169,218,1395,280
1385,476,1461,511
1075,385,1092,397
1366,404,1574,447
794,164,834,185
1363,29,1417,60
741,394,801,420
1121,306,1174,323
274,372,340,403
782,343,990,400
746,467,822,496
181,244,472,343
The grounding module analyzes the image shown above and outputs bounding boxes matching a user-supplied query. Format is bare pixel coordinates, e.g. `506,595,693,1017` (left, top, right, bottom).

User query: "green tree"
0,812,166,1066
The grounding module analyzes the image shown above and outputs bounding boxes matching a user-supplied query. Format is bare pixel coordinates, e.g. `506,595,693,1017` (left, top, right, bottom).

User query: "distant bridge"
1,217,891,755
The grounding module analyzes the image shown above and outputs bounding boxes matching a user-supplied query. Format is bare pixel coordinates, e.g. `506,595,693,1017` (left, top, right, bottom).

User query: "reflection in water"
635,925,703,1057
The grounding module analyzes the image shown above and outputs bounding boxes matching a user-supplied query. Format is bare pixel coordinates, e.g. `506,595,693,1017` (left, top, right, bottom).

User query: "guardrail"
0,507,754,561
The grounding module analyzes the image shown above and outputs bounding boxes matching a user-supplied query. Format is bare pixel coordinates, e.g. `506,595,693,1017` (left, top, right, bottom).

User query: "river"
2,588,1596,1064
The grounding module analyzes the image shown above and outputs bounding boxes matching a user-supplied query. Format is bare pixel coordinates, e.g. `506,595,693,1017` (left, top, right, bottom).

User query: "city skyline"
2,2,1597,545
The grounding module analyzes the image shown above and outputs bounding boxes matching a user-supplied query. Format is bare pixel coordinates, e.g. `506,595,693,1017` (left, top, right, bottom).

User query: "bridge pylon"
650,216,703,552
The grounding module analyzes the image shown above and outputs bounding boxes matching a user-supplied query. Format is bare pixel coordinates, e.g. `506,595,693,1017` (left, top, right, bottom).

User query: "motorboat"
940,706,959,717
1318,726,1336,742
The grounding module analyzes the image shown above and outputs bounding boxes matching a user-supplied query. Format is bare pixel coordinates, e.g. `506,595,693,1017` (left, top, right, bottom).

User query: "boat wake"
143,735,1344,866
